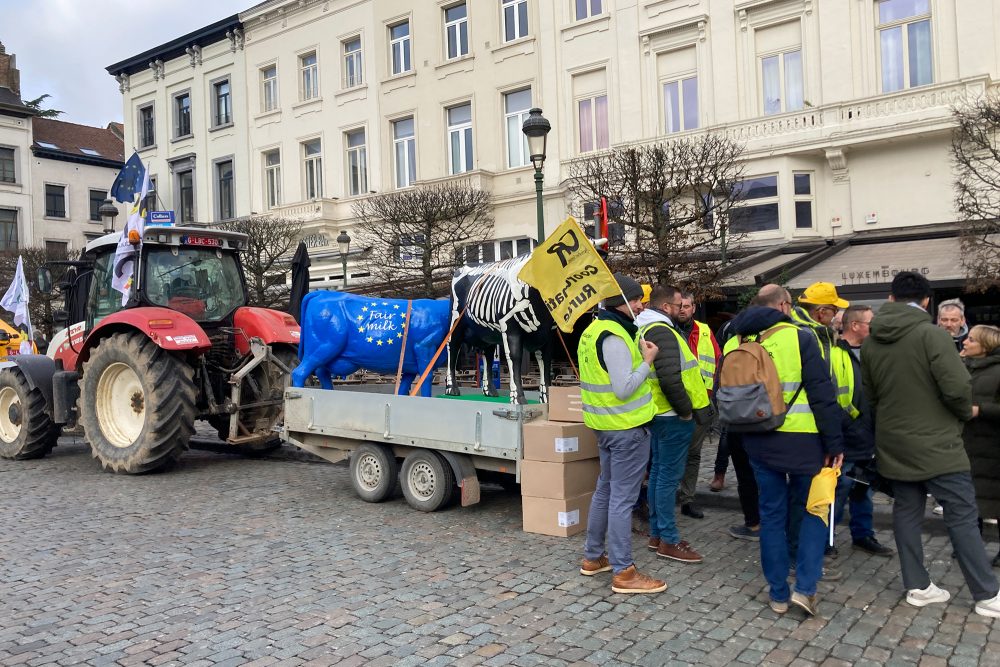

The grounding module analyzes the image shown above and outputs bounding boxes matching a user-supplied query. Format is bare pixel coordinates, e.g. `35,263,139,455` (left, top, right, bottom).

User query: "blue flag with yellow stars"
110,151,146,204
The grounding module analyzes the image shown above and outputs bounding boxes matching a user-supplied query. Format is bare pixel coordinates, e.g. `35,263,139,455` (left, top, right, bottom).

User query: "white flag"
111,162,150,306
0,256,30,328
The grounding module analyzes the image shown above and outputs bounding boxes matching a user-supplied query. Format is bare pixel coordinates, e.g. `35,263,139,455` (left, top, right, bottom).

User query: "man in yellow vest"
635,285,715,563
578,273,666,594
791,281,849,371
673,291,721,517
722,284,844,616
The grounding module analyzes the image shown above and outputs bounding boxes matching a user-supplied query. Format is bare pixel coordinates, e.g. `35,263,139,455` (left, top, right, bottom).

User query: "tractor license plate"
181,235,221,247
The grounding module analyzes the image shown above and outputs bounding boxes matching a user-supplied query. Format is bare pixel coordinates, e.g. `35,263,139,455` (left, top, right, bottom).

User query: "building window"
144,177,157,215
663,76,698,133
502,0,528,42
0,208,16,251
445,3,469,60
393,117,416,189
45,184,66,218
138,104,155,148
397,233,425,262
217,160,234,221
878,0,932,93
504,88,532,168
1,147,15,183
343,38,363,88
447,103,473,174
45,240,68,257
463,237,533,265
761,51,803,115
390,21,412,75
346,129,368,197
578,94,609,153
177,170,194,223
264,150,281,209
300,52,319,100
575,0,602,21
89,189,105,222
213,79,232,126
730,175,779,233
793,172,813,230
261,65,278,112
303,139,323,199
173,92,191,138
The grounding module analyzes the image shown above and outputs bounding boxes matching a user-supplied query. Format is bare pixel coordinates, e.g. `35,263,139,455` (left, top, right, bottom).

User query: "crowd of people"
577,270,1000,620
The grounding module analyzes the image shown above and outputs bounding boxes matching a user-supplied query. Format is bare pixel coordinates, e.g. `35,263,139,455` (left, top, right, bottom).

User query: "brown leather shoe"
580,554,612,576
710,473,725,492
656,540,704,563
611,565,667,594
791,591,818,616
647,536,660,551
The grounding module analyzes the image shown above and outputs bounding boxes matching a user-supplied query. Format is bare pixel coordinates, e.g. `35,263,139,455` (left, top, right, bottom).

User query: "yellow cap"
798,282,849,309
641,284,652,304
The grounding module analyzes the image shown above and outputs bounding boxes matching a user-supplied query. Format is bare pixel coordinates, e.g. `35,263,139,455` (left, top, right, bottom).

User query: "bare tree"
952,93,1000,291
221,215,302,309
352,182,494,298
565,135,746,297
0,245,75,340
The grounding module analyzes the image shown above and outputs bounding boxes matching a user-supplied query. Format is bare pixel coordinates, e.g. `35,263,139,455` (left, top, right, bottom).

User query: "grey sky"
0,0,249,128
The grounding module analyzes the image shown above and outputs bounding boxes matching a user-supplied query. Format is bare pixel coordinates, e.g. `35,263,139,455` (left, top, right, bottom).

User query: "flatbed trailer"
280,385,545,511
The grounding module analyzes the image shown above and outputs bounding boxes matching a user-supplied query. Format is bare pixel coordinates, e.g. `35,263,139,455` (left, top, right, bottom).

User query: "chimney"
0,42,22,98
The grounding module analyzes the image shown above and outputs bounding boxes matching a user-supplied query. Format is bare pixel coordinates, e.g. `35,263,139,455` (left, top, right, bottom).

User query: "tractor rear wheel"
0,367,59,460
79,333,196,473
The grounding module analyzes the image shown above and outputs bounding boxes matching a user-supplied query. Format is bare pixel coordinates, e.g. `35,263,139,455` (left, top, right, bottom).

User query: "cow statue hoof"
445,386,462,397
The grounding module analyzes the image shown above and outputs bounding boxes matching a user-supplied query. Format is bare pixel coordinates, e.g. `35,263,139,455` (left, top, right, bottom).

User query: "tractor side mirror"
37,267,53,294
0,330,9,343
52,309,68,328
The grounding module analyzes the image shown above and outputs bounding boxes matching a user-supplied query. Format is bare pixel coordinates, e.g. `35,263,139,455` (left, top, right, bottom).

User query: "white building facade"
108,0,1000,292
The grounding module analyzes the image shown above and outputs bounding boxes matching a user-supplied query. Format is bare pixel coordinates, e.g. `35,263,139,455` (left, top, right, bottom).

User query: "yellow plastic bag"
807,466,841,526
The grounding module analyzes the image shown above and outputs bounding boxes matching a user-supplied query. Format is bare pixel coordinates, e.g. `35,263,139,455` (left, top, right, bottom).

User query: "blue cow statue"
292,291,451,397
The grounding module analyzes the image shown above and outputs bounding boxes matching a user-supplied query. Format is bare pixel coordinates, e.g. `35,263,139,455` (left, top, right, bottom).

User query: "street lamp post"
521,108,551,244
336,230,351,289
99,198,119,234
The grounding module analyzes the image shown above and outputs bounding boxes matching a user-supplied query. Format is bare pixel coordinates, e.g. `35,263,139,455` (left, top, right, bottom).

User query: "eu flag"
110,152,146,204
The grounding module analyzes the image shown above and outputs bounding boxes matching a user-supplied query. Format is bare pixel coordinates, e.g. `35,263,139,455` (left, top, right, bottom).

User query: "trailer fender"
0,355,56,413
438,451,480,507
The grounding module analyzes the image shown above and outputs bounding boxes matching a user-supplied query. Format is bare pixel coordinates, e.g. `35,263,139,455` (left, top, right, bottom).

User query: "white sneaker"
932,505,944,515
975,591,1000,618
906,582,951,607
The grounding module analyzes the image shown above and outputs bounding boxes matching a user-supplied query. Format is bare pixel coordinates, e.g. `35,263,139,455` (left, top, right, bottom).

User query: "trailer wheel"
0,367,59,460
79,333,196,474
349,443,398,503
400,450,455,512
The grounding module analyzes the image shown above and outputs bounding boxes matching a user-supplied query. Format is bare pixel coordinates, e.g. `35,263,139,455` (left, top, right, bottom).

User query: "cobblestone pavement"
1,432,998,667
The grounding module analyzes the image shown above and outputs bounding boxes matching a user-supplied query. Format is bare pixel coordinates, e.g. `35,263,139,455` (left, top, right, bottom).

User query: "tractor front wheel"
79,333,196,473
0,367,59,460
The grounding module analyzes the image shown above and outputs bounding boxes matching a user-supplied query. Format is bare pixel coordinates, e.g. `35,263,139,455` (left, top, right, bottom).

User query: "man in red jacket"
674,291,721,518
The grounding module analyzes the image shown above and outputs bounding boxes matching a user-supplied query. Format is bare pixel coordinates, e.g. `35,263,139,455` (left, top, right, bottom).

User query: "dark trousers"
677,420,710,505
726,431,760,527
714,432,729,475
891,472,999,601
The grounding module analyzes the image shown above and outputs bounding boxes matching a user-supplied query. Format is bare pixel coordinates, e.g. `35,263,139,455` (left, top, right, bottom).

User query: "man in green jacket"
861,271,1000,618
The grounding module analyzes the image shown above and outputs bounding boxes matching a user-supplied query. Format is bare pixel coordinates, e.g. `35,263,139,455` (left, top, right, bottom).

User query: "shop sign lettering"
840,266,931,283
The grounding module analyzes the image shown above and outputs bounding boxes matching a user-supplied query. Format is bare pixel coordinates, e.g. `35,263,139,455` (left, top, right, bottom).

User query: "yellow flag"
518,217,620,333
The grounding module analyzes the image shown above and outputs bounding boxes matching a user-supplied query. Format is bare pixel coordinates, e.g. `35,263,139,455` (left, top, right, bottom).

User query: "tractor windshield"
143,246,244,321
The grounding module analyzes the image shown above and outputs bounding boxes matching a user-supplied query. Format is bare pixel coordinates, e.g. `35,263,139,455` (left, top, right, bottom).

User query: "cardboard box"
520,459,600,500
548,385,584,423
522,492,593,537
523,420,598,462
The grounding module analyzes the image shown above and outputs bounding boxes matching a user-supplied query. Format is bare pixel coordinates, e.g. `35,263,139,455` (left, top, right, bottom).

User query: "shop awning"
786,236,963,289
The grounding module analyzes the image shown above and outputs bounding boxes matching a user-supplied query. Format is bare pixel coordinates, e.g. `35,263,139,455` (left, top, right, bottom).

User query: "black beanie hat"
604,273,643,308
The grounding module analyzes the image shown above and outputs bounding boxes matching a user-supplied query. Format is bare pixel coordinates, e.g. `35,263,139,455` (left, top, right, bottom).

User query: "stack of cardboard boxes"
521,386,601,537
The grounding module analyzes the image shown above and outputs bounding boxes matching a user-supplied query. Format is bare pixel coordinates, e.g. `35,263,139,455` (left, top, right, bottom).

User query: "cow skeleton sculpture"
446,255,554,405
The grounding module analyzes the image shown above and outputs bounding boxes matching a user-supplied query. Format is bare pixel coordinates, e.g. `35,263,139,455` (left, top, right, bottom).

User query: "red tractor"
0,225,300,473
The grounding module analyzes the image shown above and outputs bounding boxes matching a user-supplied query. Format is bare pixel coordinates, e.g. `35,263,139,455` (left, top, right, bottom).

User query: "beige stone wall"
0,114,33,246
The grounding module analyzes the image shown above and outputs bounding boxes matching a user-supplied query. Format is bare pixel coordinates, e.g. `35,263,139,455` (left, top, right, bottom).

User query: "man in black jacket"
634,285,714,564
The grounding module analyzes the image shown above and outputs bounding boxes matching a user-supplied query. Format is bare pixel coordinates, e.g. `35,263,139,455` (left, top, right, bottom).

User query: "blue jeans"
584,427,651,573
751,459,827,601
833,462,875,541
647,415,694,544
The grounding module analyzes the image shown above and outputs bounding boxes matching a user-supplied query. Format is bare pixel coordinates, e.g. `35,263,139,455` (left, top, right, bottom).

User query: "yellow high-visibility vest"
578,319,657,430
722,323,817,434
637,321,710,416
693,320,717,391
830,346,860,420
